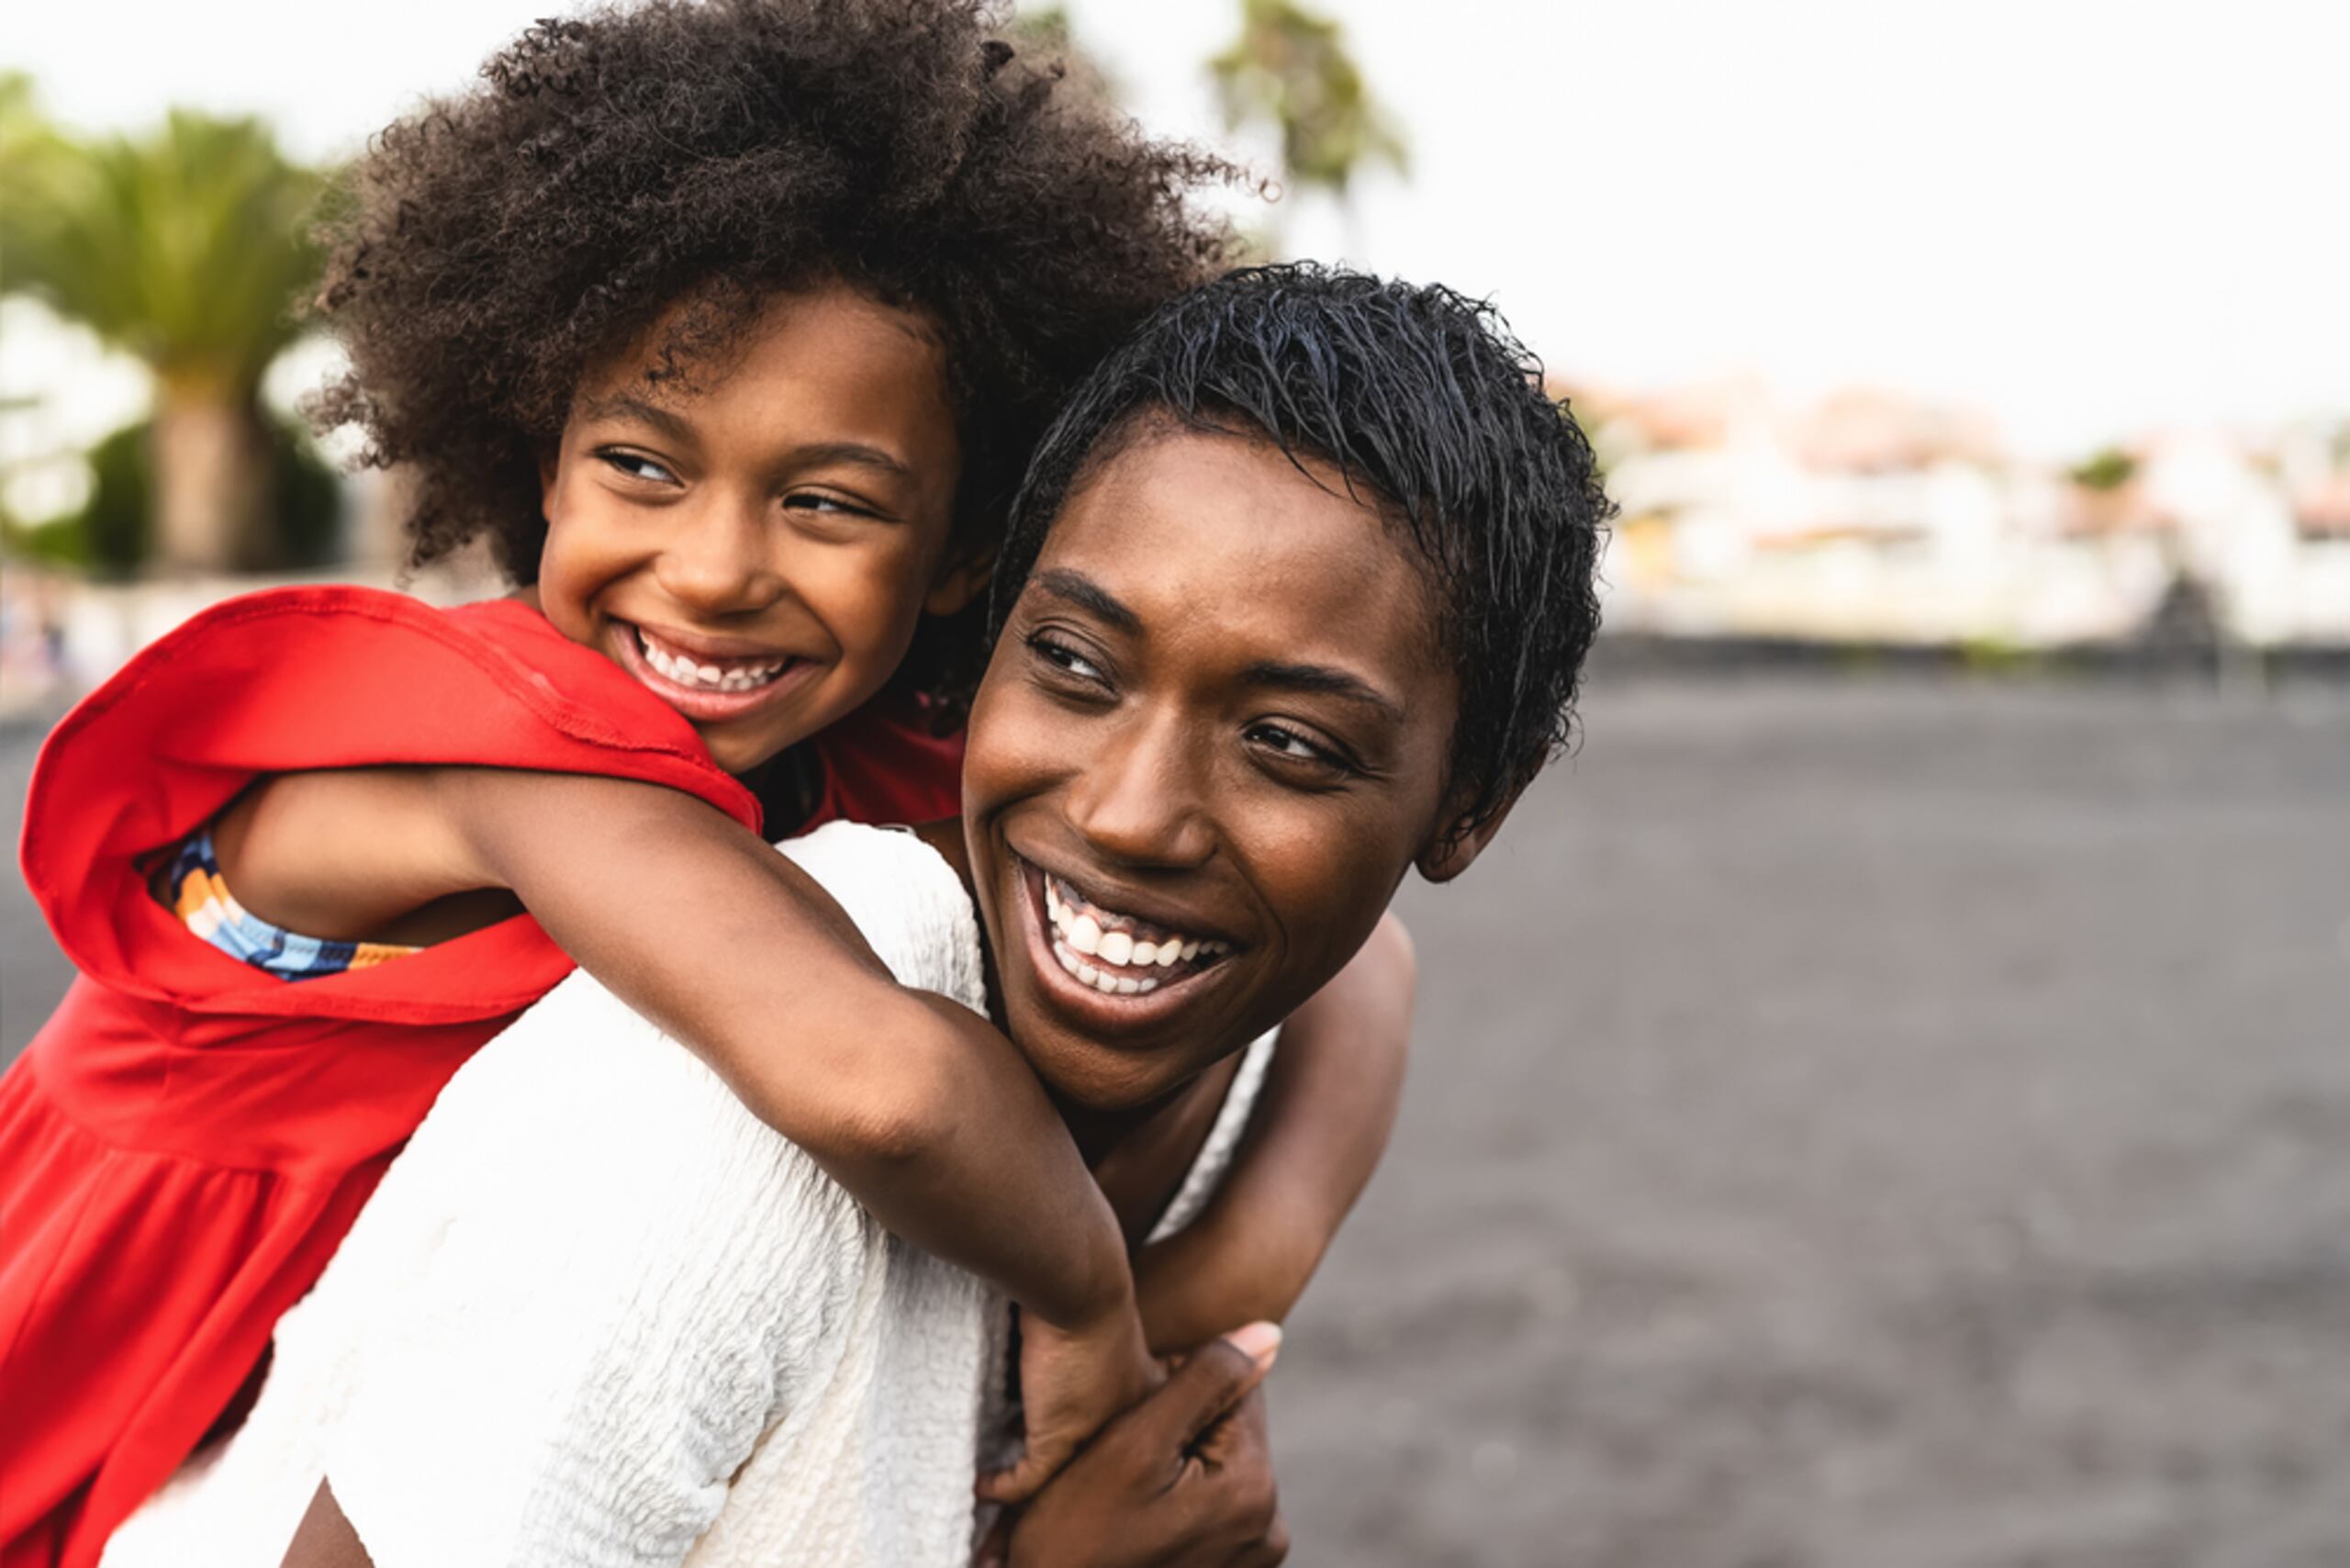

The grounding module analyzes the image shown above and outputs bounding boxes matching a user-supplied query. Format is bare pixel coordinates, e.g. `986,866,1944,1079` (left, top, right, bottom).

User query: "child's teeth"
1157,944,1181,969
1066,914,1102,957
1098,930,1133,966
638,631,787,692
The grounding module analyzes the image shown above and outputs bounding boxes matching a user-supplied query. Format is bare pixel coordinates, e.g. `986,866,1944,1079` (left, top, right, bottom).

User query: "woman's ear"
1415,784,1525,883
925,547,995,618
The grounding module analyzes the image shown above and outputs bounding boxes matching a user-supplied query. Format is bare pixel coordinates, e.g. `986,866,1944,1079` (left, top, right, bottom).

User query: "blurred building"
1572,378,2350,651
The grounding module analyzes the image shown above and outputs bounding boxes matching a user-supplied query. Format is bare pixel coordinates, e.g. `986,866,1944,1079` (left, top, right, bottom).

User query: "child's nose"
655,497,783,616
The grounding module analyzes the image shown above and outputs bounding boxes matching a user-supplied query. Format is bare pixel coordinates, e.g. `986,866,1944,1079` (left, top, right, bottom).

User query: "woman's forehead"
1030,427,1448,684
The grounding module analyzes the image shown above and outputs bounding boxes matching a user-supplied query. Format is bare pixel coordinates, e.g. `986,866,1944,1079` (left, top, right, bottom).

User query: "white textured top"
104,822,1273,1568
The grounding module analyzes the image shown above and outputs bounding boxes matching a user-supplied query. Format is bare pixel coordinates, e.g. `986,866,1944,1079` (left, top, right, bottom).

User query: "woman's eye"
1247,722,1354,775
1027,632,1107,685
596,450,677,486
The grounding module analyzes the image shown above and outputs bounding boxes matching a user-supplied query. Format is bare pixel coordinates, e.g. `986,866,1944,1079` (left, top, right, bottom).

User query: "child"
0,6,1406,1563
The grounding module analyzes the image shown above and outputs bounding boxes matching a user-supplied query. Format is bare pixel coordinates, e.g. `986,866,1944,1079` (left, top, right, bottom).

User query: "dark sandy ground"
6,669,2348,1566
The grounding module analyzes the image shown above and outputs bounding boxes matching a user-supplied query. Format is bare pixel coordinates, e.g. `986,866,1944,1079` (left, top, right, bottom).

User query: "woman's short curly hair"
990,265,1613,844
309,0,1237,601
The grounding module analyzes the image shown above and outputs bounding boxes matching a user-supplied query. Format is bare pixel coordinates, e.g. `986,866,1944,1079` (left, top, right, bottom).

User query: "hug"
0,5,1606,1565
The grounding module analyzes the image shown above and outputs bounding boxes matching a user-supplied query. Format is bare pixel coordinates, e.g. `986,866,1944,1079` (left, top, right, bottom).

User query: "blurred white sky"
6,0,2347,457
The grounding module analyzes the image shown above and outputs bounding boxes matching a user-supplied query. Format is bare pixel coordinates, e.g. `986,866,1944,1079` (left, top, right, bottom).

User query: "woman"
104,265,1611,1566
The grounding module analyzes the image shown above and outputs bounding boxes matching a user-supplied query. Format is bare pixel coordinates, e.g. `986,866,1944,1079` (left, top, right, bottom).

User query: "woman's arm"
218,765,1141,1354
1131,912,1415,1355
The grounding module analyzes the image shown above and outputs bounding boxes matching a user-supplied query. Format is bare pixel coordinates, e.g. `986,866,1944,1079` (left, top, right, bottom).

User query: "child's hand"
977,1302,1161,1505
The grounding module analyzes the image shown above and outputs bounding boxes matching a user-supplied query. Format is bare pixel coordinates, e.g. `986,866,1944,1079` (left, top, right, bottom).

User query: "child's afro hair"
309,0,1237,584
990,263,1614,845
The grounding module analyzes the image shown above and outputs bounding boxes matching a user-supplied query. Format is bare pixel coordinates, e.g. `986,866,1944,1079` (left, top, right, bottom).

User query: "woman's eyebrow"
1031,568,1139,633
1032,568,1401,718
1239,660,1403,722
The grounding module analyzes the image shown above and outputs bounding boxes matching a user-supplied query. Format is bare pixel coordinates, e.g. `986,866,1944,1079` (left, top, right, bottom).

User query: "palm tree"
1207,0,1407,255
2,86,326,571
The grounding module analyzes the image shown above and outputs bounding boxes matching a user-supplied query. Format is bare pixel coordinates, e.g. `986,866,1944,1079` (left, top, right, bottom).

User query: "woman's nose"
1063,711,1216,870
654,495,783,616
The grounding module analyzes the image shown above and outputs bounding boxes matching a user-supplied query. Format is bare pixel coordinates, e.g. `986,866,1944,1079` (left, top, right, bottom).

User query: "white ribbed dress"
102,822,1272,1568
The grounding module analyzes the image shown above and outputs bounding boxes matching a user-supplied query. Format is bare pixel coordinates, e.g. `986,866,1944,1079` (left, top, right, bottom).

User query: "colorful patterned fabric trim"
160,827,420,982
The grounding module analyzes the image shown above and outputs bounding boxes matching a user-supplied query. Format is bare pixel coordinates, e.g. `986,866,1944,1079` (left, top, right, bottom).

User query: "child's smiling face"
536,280,969,776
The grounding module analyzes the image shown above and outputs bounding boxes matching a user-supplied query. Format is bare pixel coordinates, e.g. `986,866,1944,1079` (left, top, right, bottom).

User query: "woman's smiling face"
535,281,966,776
964,424,1466,1111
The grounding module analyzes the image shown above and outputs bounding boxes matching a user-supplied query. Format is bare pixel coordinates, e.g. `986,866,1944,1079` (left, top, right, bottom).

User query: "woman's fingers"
971,1510,1015,1568
975,1445,1064,1505
977,1322,1280,1506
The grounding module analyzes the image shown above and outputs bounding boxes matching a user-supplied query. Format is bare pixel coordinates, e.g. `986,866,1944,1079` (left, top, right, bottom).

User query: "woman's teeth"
1044,873,1228,997
638,630,788,692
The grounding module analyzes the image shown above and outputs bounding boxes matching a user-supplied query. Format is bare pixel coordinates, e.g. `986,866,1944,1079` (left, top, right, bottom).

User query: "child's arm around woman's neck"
218,760,1155,1436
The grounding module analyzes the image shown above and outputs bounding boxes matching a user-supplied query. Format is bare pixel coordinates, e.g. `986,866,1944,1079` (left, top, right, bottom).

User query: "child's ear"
1415,783,1525,883
924,547,995,618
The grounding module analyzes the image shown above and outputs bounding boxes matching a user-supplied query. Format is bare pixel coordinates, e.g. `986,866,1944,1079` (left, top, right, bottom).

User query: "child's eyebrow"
578,397,914,484
578,393,696,445
788,442,918,484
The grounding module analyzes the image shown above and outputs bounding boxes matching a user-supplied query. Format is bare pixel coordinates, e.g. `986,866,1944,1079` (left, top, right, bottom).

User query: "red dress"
0,586,962,1567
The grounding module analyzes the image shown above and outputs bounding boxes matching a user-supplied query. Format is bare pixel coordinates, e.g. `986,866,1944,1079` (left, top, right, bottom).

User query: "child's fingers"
1140,1321,1281,1453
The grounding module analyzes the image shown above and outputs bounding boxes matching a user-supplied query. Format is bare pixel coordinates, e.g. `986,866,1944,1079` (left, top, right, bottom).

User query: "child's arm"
1133,911,1415,1354
217,765,1149,1401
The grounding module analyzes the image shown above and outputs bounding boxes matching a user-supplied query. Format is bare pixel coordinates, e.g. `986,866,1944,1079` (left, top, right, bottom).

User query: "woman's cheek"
976,687,1102,820
1257,816,1404,964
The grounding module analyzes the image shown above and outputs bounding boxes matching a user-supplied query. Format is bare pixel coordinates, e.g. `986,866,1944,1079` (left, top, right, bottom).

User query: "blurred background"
4,3,2346,1563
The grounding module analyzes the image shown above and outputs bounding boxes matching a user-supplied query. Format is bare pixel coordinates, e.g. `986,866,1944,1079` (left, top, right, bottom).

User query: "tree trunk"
150,383,273,573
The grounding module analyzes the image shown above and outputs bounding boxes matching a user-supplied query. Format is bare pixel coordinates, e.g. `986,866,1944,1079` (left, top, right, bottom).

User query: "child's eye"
783,493,880,521
1245,722,1358,778
596,449,678,486
1026,631,1108,687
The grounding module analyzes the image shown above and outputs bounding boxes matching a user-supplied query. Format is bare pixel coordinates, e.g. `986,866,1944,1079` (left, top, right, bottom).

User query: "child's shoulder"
148,583,579,689
23,587,757,981
121,584,688,753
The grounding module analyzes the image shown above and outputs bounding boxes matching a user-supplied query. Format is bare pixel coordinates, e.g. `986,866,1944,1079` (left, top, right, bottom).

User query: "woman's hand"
976,1322,1289,1567
978,1299,1162,1505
